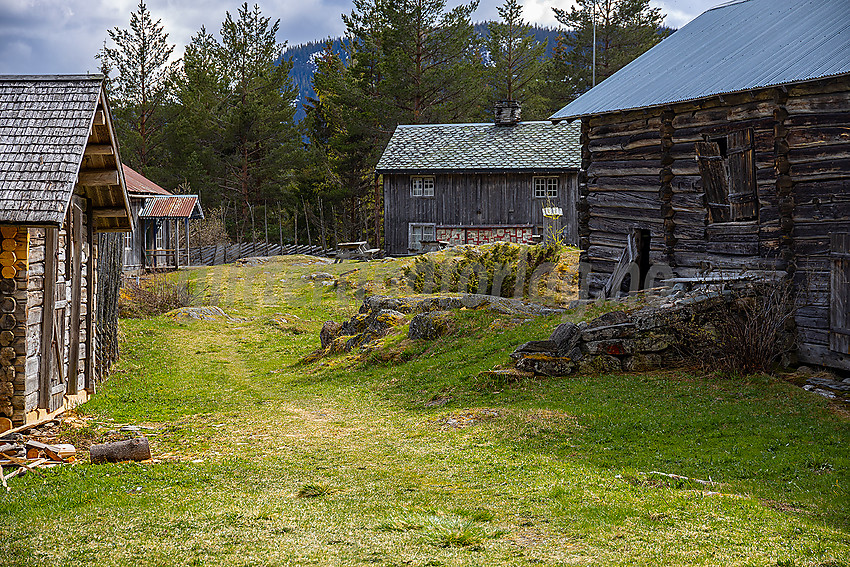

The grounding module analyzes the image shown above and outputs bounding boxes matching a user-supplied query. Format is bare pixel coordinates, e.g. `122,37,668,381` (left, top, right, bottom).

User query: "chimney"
494,100,521,126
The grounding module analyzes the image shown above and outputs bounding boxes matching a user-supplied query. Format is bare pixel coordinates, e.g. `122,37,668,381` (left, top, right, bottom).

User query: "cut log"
25,440,62,461
89,437,151,464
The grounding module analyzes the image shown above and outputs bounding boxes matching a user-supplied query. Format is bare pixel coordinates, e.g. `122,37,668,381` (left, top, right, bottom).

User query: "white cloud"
0,0,722,75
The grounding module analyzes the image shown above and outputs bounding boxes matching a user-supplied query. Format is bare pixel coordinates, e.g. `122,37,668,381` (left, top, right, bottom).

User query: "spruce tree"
486,0,547,116
545,0,669,109
97,1,178,173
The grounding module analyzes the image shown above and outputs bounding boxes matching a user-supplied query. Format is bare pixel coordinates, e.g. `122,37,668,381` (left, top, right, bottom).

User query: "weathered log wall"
1,195,97,425
580,75,850,371
787,78,850,370
384,171,579,255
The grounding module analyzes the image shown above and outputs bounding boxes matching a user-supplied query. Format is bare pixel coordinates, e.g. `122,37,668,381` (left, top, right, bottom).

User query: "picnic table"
418,239,449,253
335,241,381,262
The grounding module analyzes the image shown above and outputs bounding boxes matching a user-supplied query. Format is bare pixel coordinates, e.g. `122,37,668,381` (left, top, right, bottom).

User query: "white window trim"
533,176,559,199
411,176,435,197
408,223,436,251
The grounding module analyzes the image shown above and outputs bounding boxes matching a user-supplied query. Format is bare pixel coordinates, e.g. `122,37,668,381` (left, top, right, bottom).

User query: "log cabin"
549,0,850,371
122,165,204,273
377,101,581,255
0,75,132,425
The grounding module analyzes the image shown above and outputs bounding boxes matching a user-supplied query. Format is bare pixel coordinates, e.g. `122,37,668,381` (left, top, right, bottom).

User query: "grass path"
1,256,848,566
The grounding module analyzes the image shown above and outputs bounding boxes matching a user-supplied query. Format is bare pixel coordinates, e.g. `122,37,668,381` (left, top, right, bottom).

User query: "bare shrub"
187,206,230,247
675,281,797,375
119,275,199,318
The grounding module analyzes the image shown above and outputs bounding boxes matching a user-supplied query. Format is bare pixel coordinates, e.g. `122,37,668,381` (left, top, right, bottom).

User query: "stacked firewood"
0,437,77,489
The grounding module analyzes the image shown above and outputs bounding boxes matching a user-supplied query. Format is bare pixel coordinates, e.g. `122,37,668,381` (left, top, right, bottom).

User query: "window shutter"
695,141,731,223
830,233,850,355
726,129,758,221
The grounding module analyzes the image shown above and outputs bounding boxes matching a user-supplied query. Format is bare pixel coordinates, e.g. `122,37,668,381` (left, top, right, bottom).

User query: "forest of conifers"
99,0,670,247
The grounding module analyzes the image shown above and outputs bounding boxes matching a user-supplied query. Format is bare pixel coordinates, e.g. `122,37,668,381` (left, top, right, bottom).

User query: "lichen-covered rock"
634,332,674,353
408,311,452,340
320,321,343,349
621,353,665,372
581,322,636,343
549,322,581,356
582,339,634,357
512,340,558,354
577,354,622,374
514,352,577,376
586,310,631,328
340,313,369,336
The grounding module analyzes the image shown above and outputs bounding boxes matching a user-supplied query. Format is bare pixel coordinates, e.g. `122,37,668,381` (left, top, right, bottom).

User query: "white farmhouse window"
409,223,436,251
534,177,558,199
411,176,435,197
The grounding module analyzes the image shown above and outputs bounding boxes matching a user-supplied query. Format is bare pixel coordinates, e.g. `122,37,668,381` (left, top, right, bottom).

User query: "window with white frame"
411,176,435,197
409,223,436,251
533,177,558,199
155,223,165,250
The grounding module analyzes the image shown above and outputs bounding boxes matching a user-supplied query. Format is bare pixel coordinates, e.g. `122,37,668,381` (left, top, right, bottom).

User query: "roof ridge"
0,74,105,81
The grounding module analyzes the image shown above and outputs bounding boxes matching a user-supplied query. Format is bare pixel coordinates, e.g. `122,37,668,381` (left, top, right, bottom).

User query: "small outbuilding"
550,0,850,371
122,165,204,272
0,75,131,425
377,102,581,255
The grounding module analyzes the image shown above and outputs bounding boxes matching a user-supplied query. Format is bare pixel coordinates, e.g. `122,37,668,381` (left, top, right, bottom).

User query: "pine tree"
486,0,547,114
97,1,178,172
548,0,669,106
171,3,301,221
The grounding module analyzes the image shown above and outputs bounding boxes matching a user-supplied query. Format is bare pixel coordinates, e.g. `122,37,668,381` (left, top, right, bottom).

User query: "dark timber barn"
377,103,581,255
0,75,131,425
550,0,850,371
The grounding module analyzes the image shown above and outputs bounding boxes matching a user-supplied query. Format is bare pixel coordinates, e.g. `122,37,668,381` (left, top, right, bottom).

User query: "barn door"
695,141,730,223
38,227,67,412
67,202,82,394
830,233,850,355
726,129,758,221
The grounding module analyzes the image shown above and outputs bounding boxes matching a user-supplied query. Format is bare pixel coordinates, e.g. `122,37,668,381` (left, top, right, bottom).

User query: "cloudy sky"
0,0,722,75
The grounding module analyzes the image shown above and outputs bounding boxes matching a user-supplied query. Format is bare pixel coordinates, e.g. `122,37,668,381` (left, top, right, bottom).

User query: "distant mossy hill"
282,23,564,122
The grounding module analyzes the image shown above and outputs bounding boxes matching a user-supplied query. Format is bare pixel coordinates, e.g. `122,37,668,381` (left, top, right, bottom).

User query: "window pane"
423,177,434,197
412,177,422,196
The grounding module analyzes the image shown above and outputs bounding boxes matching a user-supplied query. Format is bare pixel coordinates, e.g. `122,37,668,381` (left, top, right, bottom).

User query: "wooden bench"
418,239,449,253
335,241,382,262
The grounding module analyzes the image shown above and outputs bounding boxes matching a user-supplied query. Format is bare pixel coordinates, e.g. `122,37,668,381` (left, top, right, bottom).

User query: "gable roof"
375,120,581,173
139,195,204,219
550,0,850,121
0,75,131,230
123,164,172,196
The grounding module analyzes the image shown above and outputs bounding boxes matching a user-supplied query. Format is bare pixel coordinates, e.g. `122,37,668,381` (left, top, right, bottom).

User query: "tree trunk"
89,437,151,464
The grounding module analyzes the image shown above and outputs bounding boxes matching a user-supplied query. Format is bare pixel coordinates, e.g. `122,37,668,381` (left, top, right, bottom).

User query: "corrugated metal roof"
375,120,581,173
550,0,850,121
123,164,171,196
139,195,204,219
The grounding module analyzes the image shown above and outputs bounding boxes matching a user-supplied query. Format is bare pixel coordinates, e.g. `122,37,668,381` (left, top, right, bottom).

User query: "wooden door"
830,233,850,355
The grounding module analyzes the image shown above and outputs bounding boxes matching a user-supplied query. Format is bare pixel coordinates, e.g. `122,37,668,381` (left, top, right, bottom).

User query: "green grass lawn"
1,255,848,567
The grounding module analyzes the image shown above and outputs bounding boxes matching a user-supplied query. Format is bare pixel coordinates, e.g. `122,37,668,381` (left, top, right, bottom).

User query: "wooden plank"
83,144,114,157
38,228,56,411
829,234,850,354
91,208,127,219
85,199,95,390
67,203,82,395
726,129,758,221
695,141,730,223
77,170,119,187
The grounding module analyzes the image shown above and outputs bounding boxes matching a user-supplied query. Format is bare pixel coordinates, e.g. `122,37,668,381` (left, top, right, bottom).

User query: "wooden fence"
189,242,332,266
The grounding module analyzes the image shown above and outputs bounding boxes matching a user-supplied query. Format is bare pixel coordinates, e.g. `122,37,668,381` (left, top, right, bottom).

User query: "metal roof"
139,195,204,219
550,0,850,121
123,164,171,196
375,120,581,173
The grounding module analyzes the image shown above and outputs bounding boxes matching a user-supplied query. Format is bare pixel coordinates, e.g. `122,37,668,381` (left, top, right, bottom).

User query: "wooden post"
294,212,298,247
302,197,312,247
85,201,95,390
319,196,328,251
185,219,190,266
39,228,57,410
278,203,283,248
67,204,82,395
264,201,269,255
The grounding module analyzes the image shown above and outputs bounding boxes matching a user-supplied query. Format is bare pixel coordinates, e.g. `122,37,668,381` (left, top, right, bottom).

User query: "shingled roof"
375,120,581,173
551,0,850,121
0,75,131,229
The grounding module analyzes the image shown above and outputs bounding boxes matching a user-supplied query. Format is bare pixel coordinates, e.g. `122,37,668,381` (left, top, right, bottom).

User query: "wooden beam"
78,170,118,187
93,110,105,126
92,208,127,219
39,228,57,411
84,144,114,157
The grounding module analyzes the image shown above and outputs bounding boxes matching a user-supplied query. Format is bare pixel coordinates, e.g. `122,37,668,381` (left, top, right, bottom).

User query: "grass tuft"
297,483,332,498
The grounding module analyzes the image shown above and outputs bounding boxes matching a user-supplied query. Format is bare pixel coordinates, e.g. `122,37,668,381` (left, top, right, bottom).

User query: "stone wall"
511,289,767,376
